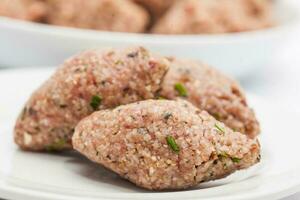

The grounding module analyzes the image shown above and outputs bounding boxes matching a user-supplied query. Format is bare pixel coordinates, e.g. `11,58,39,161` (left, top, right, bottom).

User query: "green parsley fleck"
90,95,102,110
115,60,124,65
158,96,166,100
46,139,66,152
231,157,242,163
212,112,221,120
215,123,225,134
174,83,188,97
218,151,229,159
166,135,180,154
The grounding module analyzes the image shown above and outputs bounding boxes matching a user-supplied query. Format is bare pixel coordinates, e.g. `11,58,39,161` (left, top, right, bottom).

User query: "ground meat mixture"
0,0,47,22
73,99,260,190
14,47,170,151
152,0,273,34
133,0,175,20
160,58,260,138
45,0,150,32
0,0,274,34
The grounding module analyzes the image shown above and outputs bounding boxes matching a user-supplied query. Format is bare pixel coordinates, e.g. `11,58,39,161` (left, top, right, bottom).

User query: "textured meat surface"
14,47,169,151
152,0,273,34
0,0,273,34
0,0,47,22
134,0,176,19
160,58,260,138
0,0,150,33
45,0,150,32
73,99,260,190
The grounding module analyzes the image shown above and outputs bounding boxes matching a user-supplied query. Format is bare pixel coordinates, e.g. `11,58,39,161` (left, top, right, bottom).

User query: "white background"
244,0,300,199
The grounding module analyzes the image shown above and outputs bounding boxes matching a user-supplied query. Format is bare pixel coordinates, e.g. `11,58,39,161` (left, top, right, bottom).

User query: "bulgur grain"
14,47,169,151
73,100,260,190
160,58,260,138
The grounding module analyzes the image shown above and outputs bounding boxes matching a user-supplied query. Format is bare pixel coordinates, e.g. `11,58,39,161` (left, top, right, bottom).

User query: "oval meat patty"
0,0,47,22
14,47,169,151
45,0,150,33
160,58,260,138
73,100,260,190
152,0,273,34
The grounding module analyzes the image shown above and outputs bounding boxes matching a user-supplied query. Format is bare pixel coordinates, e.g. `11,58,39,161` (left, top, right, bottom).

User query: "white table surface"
244,46,300,200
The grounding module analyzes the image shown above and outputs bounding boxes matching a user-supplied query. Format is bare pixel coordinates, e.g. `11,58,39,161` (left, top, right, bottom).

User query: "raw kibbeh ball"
160,58,260,138
45,0,150,32
14,47,170,151
152,0,273,34
0,0,47,22
73,99,260,190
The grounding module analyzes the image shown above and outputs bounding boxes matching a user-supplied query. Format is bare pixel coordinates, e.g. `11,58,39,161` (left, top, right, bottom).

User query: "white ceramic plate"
0,1,299,78
1,68,300,200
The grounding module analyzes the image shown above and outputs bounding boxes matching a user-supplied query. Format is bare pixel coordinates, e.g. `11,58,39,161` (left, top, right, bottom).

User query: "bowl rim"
0,1,298,44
